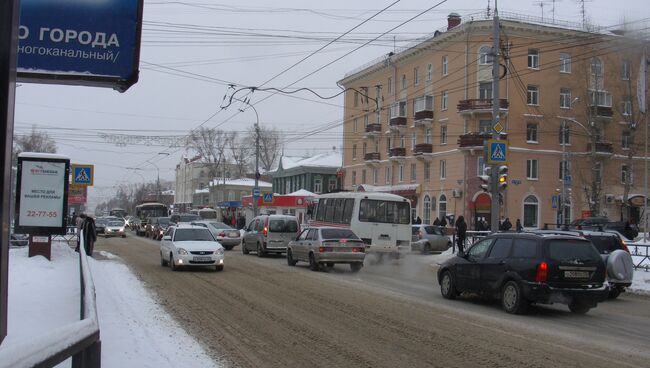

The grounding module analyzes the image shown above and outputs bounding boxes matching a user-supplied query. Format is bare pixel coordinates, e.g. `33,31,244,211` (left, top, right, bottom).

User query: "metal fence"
626,242,650,271
0,230,101,367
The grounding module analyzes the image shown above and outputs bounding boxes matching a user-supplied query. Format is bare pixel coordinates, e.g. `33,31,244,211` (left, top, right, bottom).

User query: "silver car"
411,225,451,254
287,227,365,272
191,220,242,250
242,215,299,256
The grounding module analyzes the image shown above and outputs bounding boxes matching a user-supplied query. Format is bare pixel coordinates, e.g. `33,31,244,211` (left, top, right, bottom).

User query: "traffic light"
498,165,508,191
479,166,492,192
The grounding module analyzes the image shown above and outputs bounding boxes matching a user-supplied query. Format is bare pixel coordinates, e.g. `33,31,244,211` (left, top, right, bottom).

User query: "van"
242,215,299,257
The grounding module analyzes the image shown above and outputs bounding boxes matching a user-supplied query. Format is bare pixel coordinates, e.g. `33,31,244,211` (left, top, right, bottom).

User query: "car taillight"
262,227,268,236
218,231,226,237
418,230,424,239
319,247,333,253
352,247,364,253
620,239,630,253
535,262,548,283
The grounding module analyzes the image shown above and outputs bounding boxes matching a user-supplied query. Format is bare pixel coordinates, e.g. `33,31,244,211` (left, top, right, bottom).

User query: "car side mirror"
162,236,171,241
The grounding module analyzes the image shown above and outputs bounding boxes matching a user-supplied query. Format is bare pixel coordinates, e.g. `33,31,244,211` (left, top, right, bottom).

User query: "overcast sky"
13,0,648,209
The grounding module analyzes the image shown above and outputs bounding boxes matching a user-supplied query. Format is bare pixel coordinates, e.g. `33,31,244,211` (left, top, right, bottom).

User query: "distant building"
193,177,272,209
175,155,239,211
270,150,343,195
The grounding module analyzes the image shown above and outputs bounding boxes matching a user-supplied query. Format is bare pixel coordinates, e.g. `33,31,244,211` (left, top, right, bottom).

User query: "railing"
413,143,433,154
626,242,650,271
365,123,382,134
389,116,407,128
364,152,381,161
0,230,101,367
389,147,406,158
587,141,613,154
457,98,509,112
590,105,613,118
450,230,491,252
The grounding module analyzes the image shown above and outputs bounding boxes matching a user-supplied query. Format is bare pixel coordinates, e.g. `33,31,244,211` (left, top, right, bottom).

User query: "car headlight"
177,248,189,255
216,248,225,256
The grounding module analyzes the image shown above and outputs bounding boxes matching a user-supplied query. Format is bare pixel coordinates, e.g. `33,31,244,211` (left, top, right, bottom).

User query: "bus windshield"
136,204,169,220
359,199,410,225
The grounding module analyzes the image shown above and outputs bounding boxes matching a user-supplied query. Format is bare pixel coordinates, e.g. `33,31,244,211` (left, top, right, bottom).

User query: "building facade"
340,12,649,229
174,155,213,208
271,151,343,195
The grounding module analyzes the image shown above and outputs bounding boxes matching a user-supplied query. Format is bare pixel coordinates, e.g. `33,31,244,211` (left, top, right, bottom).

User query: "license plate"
564,271,589,278
193,256,212,262
228,232,239,238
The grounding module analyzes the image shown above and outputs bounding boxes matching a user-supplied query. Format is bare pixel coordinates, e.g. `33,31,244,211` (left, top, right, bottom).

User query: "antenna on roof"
533,0,551,22
575,0,593,29
551,0,561,22
486,0,491,18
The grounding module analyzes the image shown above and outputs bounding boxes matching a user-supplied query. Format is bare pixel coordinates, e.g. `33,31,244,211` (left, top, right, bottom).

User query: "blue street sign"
263,193,273,203
487,139,508,164
551,195,558,209
253,187,261,197
71,164,93,186
564,175,572,185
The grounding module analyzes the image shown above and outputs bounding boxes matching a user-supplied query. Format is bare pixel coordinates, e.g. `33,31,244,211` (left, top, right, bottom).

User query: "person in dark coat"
433,217,441,226
502,217,512,231
439,216,448,227
82,215,97,256
415,216,422,224
455,216,467,253
516,219,523,232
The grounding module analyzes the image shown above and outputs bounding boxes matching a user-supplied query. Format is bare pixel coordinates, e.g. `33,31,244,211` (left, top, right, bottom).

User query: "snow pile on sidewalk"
4,242,219,368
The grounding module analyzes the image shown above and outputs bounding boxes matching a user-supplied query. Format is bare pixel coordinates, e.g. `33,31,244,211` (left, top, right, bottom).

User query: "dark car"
570,217,610,229
150,217,171,240
170,213,201,225
580,230,634,299
95,217,109,235
437,232,608,314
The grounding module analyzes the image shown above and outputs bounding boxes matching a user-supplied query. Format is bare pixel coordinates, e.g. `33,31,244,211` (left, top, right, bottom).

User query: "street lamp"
232,97,261,217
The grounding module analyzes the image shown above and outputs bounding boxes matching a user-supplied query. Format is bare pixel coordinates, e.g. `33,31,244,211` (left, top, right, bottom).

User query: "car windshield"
96,218,108,225
173,229,215,242
547,240,601,262
109,220,124,226
584,235,621,254
269,219,298,233
208,222,232,230
179,214,200,222
321,229,360,240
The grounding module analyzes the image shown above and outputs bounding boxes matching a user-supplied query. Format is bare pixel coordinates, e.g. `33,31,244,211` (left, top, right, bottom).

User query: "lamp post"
232,97,261,217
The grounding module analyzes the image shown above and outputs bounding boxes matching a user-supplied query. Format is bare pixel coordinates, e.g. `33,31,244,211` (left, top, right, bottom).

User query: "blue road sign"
71,164,93,186
263,193,273,203
552,195,558,209
487,139,508,164
253,187,261,197
564,175,572,185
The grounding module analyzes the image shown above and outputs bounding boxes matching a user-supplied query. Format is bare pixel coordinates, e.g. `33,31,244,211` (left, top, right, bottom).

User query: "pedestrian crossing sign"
71,164,94,186
487,139,508,164
263,193,273,203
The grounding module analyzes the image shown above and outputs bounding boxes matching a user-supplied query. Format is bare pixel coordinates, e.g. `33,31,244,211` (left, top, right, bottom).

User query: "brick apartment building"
339,12,649,229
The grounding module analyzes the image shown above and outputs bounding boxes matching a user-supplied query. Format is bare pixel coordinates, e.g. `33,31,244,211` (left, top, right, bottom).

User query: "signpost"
487,139,509,164
71,164,94,186
263,193,274,204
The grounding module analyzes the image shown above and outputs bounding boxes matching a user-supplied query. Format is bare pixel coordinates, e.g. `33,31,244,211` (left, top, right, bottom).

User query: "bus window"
359,199,410,224
324,199,335,222
333,198,344,223
316,199,327,221
397,202,410,224
342,199,354,224
376,201,387,223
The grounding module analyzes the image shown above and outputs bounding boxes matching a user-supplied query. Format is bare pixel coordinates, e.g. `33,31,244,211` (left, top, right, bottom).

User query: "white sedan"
160,225,225,271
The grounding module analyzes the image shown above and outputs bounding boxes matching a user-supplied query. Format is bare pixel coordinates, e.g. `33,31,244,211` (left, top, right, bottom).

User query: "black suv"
437,232,608,314
150,216,171,240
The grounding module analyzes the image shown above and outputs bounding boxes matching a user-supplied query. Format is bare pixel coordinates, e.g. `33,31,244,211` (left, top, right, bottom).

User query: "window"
622,60,631,80
424,162,430,180
353,118,358,132
441,90,448,110
431,196,437,211
358,199,410,224
479,119,492,134
342,199,354,224
352,144,357,159
527,85,539,105
414,95,433,112
361,87,369,104
528,49,539,69
479,82,492,100
440,160,447,179
526,159,538,179
559,124,570,145
591,57,603,77
414,67,419,85
560,52,571,73
387,77,393,95
398,164,404,182
622,164,632,184
401,74,407,90
374,140,379,154
361,169,366,184
477,157,487,176
479,46,492,65
438,194,447,221
362,142,367,156
228,190,235,201
442,56,448,75
386,137,391,154
589,90,612,107
363,114,369,128
354,91,359,107
468,239,493,260
373,168,378,184
513,238,538,257
440,126,447,144
385,166,391,184
427,63,433,81
423,195,431,224
390,101,407,118
332,199,344,223
622,96,632,116
622,130,631,149
400,134,405,148
410,163,416,181
559,160,570,180
560,88,571,109
522,196,539,228
425,128,432,144
314,177,323,193
411,132,416,150
350,172,356,186
526,123,538,142
328,177,337,192
488,238,513,259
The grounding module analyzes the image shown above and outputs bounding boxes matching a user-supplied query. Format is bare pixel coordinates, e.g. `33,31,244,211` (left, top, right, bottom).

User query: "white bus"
310,192,411,256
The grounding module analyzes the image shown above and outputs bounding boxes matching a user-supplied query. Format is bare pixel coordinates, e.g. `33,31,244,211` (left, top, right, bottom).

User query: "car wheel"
225,245,233,251
287,249,297,266
170,254,178,271
215,265,224,272
242,242,250,255
501,281,527,314
568,301,591,314
440,271,458,300
256,243,266,257
421,242,431,255
350,262,363,273
160,252,168,267
309,253,320,271
608,287,622,299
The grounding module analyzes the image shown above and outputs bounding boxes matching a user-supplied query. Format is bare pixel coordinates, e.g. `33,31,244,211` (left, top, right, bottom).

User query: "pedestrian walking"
455,216,467,254
81,215,97,256
439,216,448,227
415,216,422,224
502,217,512,231
516,219,523,232
75,213,86,250
433,217,441,226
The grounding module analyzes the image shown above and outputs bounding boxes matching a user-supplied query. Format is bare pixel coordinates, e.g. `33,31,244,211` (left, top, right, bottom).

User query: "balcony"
364,123,382,138
364,152,381,164
413,143,433,155
587,141,613,154
389,116,407,130
413,110,434,127
457,99,509,114
458,132,491,148
591,105,613,119
388,147,406,160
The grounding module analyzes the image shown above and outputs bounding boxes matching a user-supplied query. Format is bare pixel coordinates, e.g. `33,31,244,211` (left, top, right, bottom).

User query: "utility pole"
254,123,260,217
489,2,501,232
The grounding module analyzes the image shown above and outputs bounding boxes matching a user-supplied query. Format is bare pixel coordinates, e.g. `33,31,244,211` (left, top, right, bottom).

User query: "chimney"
447,13,461,30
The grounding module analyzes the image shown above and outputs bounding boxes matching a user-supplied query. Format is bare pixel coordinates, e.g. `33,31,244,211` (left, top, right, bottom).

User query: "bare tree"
228,132,251,178
13,125,57,159
248,125,282,173
186,127,232,179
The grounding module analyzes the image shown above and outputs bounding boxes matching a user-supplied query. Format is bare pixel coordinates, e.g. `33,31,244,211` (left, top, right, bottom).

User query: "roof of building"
287,189,316,196
273,151,342,173
208,178,272,188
